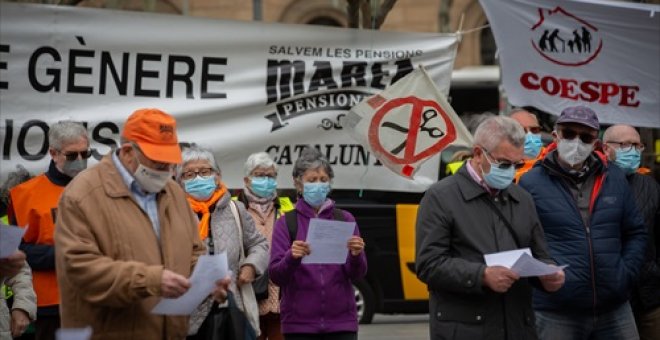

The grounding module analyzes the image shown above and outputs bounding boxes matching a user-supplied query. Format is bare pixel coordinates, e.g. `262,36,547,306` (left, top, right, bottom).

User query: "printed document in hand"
152,253,228,315
0,224,26,258
56,327,92,340
484,248,532,268
302,218,356,264
511,253,567,277
484,248,566,277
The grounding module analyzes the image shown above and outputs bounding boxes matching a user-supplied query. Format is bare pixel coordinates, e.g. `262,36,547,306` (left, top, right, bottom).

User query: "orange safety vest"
515,146,548,183
9,173,63,307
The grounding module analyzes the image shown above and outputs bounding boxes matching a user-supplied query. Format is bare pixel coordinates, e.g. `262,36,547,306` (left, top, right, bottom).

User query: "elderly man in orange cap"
54,108,230,339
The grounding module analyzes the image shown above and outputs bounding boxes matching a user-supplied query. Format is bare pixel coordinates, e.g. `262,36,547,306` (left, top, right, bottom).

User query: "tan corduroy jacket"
55,155,206,340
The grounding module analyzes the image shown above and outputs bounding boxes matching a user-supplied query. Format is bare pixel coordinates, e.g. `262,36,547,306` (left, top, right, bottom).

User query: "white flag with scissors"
345,67,473,179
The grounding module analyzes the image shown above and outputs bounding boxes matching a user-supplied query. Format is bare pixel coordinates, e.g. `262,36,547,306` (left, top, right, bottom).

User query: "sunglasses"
59,150,93,161
559,129,597,144
482,148,525,170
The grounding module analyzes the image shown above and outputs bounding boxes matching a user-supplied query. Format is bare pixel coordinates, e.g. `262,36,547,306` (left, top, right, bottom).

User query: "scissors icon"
381,108,445,155
419,109,444,138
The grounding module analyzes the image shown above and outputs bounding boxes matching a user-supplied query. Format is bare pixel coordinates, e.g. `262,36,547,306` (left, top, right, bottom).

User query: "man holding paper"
416,116,564,340
54,109,230,339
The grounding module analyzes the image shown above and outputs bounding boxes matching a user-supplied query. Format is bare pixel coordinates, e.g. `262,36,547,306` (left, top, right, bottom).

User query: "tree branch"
347,0,360,28
375,0,397,29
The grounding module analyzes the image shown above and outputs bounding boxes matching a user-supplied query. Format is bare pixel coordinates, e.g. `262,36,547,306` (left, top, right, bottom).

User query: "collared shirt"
112,151,160,239
466,159,497,195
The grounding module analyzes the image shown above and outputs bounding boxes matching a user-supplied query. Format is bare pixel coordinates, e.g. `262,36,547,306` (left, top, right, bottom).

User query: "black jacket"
628,172,660,311
415,165,553,340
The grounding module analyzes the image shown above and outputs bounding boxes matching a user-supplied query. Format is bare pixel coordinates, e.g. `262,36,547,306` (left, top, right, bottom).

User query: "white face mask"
134,163,170,193
557,138,593,166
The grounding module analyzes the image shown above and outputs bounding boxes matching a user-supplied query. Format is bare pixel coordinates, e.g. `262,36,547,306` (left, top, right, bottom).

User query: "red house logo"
530,7,603,67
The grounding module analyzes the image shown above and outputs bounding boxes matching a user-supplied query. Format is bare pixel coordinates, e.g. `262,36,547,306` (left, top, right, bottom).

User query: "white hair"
175,145,220,181
48,120,88,150
244,152,278,177
473,116,525,151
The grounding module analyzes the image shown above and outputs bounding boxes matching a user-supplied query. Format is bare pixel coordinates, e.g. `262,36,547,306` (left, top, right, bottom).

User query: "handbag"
252,271,269,301
252,210,276,301
191,291,257,340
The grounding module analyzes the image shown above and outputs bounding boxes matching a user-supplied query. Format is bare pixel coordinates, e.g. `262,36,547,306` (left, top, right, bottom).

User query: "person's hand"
10,309,30,337
211,276,231,303
291,240,310,259
0,251,26,278
347,236,365,256
238,265,256,285
539,267,565,292
160,269,191,298
483,266,520,293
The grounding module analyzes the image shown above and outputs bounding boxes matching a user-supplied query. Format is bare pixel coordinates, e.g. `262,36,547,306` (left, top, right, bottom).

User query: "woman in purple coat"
269,147,367,340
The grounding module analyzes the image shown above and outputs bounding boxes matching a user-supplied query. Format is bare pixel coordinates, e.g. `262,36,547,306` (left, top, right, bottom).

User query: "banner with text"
480,0,660,128
0,3,459,191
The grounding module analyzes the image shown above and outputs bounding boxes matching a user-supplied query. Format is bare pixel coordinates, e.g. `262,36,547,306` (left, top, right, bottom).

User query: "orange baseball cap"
121,108,182,164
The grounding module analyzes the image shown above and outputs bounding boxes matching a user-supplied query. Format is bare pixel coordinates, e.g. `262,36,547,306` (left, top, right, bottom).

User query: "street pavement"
358,314,429,340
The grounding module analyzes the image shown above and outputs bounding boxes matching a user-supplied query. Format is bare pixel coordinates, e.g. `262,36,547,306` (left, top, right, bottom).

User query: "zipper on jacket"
584,220,597,316
320,268,325,331
586,173,605,317
559,180,598,315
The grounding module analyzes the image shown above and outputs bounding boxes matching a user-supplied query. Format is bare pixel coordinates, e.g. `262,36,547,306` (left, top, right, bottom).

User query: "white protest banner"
345,67,472,178
0,3,459,192
480,0,660,128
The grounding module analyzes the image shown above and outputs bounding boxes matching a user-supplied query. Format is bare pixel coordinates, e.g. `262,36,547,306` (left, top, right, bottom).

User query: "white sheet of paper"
151,253,228,315
511,252,568,277
302,218,356,264
484,248,531,268
55,327,92,340
0,224,26,258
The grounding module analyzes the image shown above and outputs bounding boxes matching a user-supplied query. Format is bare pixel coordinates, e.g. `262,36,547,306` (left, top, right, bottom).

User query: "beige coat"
55,155,206,340
245,204,280,316
1,262,36,340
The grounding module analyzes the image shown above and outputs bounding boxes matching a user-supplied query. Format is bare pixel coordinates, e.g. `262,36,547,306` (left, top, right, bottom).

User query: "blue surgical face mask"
524,132,543,159
184,175,217,201
614,148,641,174
302,182,331,207
481,153,516,190
250,176,277,198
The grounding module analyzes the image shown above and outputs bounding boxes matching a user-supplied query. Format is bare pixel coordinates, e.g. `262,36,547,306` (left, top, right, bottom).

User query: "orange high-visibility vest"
9,173,63,307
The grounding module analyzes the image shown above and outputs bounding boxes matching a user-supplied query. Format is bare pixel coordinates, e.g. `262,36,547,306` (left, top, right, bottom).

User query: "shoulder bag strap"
285,210,298,245
229,200,245,261
481,196,522,248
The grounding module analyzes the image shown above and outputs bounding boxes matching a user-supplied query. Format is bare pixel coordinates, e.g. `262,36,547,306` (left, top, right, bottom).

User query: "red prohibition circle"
368,96,457,165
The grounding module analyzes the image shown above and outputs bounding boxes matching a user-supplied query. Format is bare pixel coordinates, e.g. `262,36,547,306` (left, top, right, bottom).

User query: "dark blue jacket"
519,149,646,314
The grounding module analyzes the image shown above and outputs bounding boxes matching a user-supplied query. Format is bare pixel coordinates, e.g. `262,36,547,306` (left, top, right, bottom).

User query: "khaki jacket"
1,261,37,340
55,155,206,340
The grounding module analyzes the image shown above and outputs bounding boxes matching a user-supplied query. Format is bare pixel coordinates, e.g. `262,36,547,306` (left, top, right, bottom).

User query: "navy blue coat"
519,151,646,314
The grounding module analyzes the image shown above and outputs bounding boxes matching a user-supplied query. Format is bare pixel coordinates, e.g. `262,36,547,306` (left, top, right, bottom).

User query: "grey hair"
244,152,278,177
48,120,88,150
175,145,220,181
292,146,334,180
0,165,32,207
474,116,525,151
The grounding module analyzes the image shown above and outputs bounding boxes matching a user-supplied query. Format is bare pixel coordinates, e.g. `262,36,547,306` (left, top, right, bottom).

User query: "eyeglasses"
482,148,525,170
251,172,277,178
605,141,645,152
524,126,542,134
58,150,92,161
181,168,215,180
559,128,597,144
